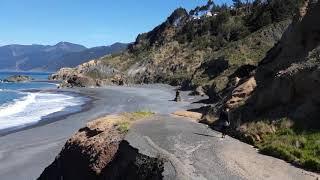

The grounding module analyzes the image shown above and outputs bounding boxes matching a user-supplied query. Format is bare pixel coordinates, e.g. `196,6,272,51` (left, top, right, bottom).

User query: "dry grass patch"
172,110,202,121
115,111,155,134
87,111,154,135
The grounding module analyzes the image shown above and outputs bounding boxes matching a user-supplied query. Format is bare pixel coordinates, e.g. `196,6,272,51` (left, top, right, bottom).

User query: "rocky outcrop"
50,60,126,87
248,1,320,126
198,0,320,136
213,0,320,130
190,86,206,96
226,77,257,110
38,114,163,180
4,75,33,82
60,74,96,88
49,68,77,81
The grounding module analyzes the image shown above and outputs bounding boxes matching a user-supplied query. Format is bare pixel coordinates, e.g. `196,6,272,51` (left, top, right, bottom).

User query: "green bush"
260,145,296,162
277,128,295,136
246,0,304,31
257,126,320,172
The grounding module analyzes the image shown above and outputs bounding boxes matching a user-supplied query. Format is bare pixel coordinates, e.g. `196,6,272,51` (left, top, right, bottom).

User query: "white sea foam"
0,92,85,130
0,93,36,118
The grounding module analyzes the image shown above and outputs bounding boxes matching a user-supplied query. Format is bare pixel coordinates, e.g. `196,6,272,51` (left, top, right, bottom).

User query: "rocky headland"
49,60,125,88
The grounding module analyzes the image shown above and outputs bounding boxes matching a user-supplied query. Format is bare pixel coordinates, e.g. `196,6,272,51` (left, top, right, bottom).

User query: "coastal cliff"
51,1,294,90
49,0,320,173
218,0,320,134
206,0,320,171
38,112,163,180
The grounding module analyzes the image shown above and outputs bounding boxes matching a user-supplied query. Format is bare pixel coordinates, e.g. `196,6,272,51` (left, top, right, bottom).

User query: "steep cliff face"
199,0,320,144
209,0,320,125
246,0,320,127
197,2,320,171
193,20,290,98
52,6,290,89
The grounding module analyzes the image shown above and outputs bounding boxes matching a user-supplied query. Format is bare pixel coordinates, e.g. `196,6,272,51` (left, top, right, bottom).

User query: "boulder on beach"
4,75,33,82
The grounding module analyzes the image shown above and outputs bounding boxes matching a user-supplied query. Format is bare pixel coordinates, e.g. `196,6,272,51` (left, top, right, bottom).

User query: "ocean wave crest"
0,93,36,118
0,92,85,130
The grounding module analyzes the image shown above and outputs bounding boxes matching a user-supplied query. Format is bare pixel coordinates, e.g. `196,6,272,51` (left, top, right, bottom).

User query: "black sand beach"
0,85,197,180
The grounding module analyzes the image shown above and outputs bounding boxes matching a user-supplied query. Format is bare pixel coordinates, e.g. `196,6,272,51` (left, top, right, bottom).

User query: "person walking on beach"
174,90,182,102
220,108,230,138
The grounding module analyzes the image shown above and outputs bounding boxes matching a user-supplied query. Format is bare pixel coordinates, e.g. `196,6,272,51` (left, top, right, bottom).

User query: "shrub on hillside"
246,0,304,31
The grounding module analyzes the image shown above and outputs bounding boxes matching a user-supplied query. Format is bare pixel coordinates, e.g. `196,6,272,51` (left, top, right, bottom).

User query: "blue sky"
0,0,232,47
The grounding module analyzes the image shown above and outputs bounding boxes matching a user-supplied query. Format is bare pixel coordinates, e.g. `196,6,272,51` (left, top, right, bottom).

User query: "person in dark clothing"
174,90,182,102
220,108,230,138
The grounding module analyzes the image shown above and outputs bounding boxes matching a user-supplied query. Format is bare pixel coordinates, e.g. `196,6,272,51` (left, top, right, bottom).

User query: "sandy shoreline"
0,85,200,180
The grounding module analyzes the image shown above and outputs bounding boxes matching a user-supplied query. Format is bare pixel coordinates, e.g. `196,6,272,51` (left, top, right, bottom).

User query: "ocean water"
0,72,86,133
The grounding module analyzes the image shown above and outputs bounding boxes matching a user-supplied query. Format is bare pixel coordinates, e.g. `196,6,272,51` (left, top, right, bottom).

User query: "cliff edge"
38,112,163,180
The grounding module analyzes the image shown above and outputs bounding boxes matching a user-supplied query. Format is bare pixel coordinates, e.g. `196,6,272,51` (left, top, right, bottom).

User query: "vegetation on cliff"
98,0,302,87
54,0,303,89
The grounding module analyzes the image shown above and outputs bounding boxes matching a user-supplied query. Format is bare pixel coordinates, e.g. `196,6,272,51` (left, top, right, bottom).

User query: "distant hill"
56,43,128,68
0,42,128,71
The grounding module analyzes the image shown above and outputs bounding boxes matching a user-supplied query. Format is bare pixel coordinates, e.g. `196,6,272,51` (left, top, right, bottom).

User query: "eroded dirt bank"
38,114,164,180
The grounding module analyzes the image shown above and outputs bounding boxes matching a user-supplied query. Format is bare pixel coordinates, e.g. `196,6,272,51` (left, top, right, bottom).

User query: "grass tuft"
115,110,155,134
116,121,131,134
122,110,154,121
